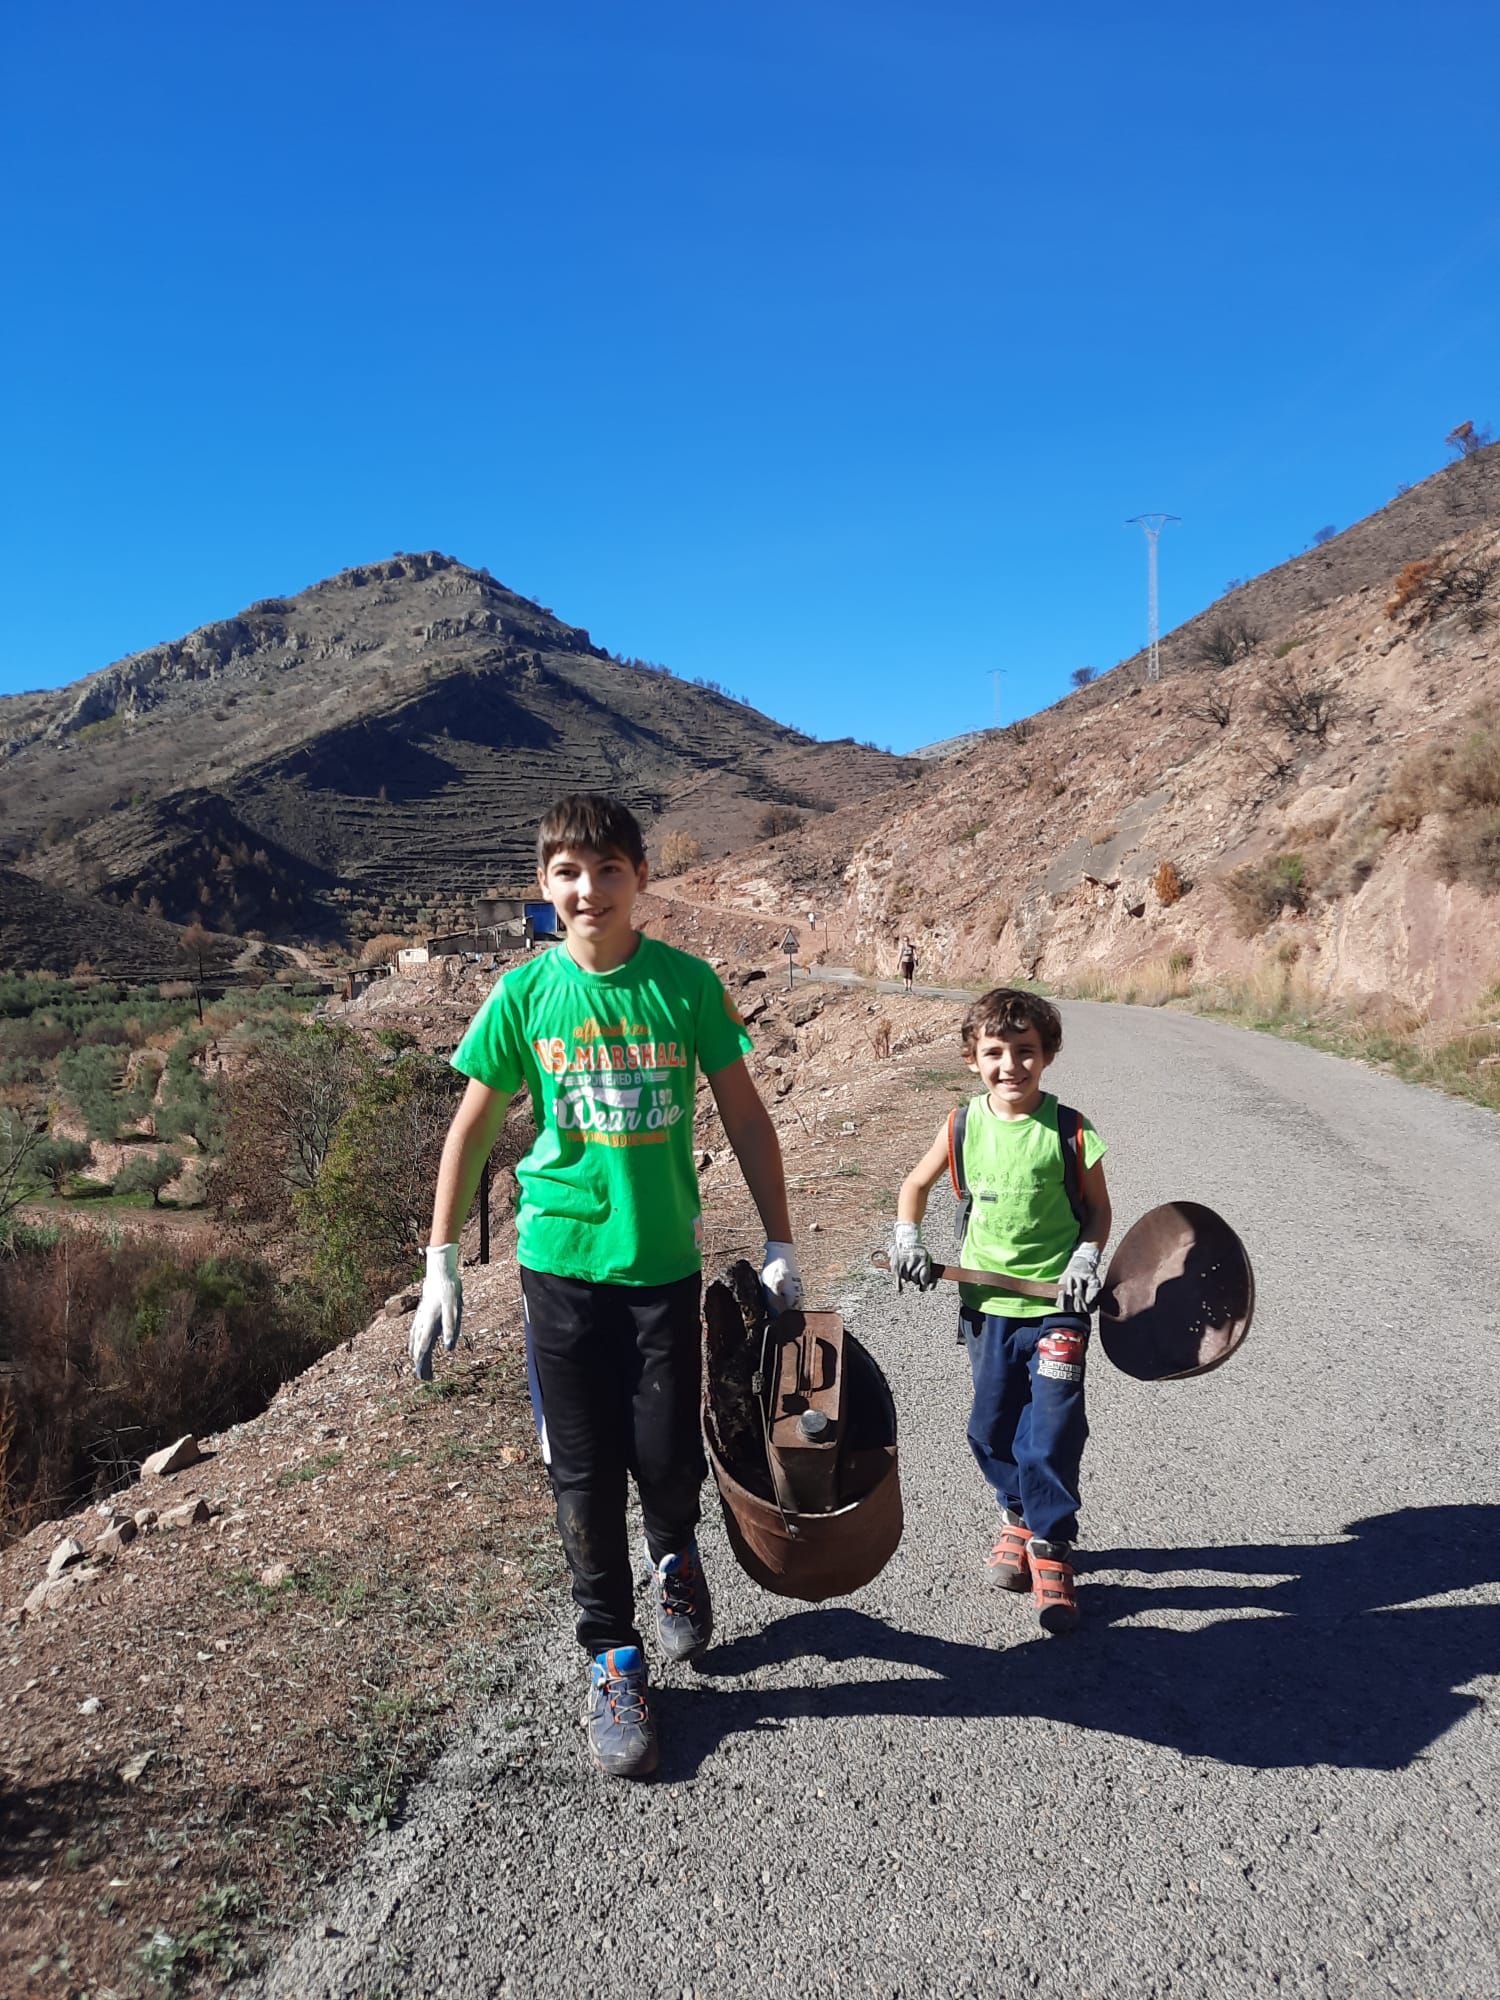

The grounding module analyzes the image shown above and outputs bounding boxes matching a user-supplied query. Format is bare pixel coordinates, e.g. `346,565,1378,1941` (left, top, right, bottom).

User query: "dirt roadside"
1,970,976,1999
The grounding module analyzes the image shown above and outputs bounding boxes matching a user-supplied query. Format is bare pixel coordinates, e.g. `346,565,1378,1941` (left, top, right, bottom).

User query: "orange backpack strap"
1056,1102,1087,1230
948,1101,973,1244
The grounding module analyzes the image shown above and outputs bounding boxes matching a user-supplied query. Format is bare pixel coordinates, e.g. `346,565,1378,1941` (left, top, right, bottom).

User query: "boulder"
142,1436,202,1479
47,1536,85,1579
97,1519,138,1558
133,1508,158,1532
159,1498,211,1530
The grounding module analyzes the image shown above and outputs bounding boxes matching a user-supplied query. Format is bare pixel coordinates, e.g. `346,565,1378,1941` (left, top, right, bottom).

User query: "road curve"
251,1001,1500,2000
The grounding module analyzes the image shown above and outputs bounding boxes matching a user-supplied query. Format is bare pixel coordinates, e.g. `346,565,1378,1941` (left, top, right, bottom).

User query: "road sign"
781,929,799,955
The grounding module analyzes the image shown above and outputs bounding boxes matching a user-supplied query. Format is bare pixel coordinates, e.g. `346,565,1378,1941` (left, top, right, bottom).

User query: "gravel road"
252,1002,1500,2000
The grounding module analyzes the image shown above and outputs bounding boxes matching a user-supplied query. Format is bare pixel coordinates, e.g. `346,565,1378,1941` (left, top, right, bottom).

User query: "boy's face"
538,843,648,944
967,1025,1053,1111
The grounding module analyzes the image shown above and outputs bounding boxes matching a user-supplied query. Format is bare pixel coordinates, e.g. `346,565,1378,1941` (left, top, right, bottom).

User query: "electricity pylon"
1126,514,1180,682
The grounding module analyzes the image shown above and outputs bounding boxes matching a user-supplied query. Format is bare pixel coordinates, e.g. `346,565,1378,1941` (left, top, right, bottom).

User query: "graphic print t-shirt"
450,936,754,1286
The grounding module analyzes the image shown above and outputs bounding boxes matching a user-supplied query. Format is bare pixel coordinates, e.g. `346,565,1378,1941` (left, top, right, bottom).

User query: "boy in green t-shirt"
407,794,801,1778
893,989,1111,1633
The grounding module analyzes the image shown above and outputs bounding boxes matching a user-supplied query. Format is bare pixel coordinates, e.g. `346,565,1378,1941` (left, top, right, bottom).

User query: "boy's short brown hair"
537,794,646,871
960,987,1063,1059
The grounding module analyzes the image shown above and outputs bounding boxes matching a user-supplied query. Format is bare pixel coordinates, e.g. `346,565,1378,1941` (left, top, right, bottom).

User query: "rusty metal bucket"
703,1263,902,1602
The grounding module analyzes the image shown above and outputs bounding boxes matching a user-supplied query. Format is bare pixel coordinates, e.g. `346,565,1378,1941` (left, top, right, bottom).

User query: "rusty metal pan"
1098,1201,1254,1381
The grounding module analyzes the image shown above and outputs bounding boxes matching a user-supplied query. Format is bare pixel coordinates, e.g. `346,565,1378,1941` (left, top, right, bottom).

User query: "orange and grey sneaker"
985,1509,1032,1591
1028,1538,1079,1634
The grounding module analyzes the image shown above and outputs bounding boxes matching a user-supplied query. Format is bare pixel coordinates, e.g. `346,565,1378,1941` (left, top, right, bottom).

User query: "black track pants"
520,1266,705,1656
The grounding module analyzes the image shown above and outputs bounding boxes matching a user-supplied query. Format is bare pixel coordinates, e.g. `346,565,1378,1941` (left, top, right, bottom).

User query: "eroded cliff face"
683,520,1500,1024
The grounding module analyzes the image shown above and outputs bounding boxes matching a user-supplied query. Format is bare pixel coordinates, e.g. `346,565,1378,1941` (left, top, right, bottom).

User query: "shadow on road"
666,1506,1500,1778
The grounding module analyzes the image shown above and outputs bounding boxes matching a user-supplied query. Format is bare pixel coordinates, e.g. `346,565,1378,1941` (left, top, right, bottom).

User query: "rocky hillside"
682,450,1500,1024
0,553,911,945
0,866,244,981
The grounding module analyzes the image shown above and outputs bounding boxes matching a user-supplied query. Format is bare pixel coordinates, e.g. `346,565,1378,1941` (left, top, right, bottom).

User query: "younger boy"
408,794,801,1777
892,989,1110,1632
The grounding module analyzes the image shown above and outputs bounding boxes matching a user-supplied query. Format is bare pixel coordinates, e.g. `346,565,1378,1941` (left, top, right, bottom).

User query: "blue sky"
4,0,1498,751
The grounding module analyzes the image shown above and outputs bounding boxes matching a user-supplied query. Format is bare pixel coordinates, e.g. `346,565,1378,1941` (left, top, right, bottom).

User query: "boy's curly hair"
537,793,646,870
960,987,1063,1060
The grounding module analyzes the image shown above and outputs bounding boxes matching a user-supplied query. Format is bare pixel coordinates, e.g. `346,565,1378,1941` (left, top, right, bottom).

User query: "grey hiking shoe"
585,1646,658,1779
651,1543,714,1663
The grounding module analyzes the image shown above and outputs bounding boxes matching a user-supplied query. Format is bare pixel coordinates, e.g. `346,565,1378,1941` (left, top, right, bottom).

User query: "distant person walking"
899,939,917,993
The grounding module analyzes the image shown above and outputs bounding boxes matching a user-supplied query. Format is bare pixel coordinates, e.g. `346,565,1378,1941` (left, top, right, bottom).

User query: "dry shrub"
357,932,409,969
1387,551,1498,630
1224,851,1315,936
755,805,803,839
1434,810,1500,892
1154,859,1183,905
1196,618,1261,667
0,1235,321,1543
1376,708,1500,892
1258,660,1339,740
657,830,704,877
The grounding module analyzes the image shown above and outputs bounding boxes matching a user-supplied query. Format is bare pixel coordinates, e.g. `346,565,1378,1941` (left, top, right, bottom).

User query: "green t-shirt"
450,935,754,1287
958,1091,1107,1319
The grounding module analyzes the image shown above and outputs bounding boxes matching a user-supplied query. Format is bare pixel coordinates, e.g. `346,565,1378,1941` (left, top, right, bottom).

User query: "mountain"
681,447,1500,1023
0,553,911,944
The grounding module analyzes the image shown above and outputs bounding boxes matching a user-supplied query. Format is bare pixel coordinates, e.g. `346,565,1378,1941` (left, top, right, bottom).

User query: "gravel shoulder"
251,1001,1500,2000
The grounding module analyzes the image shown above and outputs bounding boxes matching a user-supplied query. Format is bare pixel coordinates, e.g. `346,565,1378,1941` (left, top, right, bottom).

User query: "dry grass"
1223,850,1316,935
1375,706,1500,890
1062,961,1500,1113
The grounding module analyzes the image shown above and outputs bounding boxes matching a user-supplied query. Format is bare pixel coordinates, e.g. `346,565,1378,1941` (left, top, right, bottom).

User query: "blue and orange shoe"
651,1543,714,1664
585,1646,658,1779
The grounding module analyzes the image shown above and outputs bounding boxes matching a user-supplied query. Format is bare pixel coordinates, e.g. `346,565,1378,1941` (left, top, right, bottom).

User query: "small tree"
1186,689,1234,729
115,1147,182,1207
180,920,212,1024
755,805,803,839
1445,420,1493,458
1311,524,1338,547
33,1137,91,1196
0,1104,48,1234
657,830,705,877
1069,667,1098,690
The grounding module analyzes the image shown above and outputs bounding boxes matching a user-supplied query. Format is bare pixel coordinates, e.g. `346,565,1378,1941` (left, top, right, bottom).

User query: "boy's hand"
409,1244,463,1379
1057,1243,1102,1314
892,1221,936,1291
760,1241,804,1314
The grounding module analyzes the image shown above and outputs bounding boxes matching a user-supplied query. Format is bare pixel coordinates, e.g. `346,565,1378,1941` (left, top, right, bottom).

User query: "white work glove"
760,1241,804,1314
1057,1243,1103,1315
409,1244,463,1380
892,1220,937,1291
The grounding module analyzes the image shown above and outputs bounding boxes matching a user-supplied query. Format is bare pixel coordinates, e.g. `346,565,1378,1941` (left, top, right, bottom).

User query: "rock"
258,1561,292,1588
384,1290,420,1315
133,1508,158,1532
22,1579,53,1619
119,1749,155,1784
810,1221,822,1233
1125,900,1146,918
696,1150,714,1170
141,1436,202,1479
97,1519,138,1557
78,1697,102,1716
158,1498,211,1530
47,1537,84,1579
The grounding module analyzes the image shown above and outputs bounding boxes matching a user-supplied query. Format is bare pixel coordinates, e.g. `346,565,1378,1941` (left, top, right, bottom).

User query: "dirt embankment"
676,524,1500,1025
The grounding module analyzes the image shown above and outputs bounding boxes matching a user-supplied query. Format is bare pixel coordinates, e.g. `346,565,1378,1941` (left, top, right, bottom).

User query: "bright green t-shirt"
958,1091,1107,1319
450,935,754,1287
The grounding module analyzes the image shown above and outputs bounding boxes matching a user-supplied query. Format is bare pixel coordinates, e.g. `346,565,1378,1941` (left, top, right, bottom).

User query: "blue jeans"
960,1307,1091,1546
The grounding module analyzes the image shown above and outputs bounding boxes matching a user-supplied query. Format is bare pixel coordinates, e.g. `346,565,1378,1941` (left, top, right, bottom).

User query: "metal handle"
871,1248,1059,1304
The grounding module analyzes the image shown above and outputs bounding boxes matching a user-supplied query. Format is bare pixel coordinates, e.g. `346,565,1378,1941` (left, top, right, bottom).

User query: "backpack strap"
947,1100,973,1245
1056,1101,1087,1234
